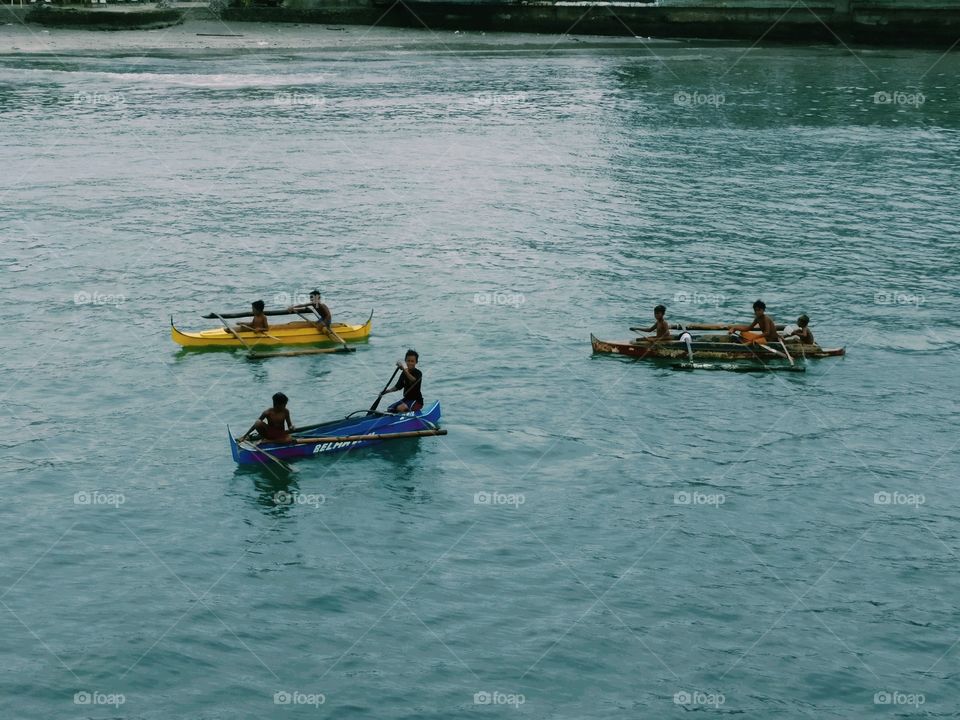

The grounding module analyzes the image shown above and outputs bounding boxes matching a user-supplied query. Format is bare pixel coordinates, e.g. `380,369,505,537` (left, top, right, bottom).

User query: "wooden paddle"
779,337,795,367
238,438,296,473
236,323,284,342
213,312,254,352
310,306,353,352
729,330,790,361
213,313,287,351
369,367,400,414
290,310,354,353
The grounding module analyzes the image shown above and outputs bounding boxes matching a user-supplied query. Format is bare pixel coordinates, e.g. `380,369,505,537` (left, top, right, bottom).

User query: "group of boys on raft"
233,290,424,446
633,299,814,345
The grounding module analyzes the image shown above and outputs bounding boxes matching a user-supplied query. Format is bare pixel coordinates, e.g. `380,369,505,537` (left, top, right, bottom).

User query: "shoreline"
1,16,955,56
0,15,709,55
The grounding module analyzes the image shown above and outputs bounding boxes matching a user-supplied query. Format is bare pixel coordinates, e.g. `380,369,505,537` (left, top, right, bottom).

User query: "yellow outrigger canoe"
171,310,373,349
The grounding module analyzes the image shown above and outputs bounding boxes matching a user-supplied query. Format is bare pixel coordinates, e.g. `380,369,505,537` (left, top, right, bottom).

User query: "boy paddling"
631,305,671,341
730,300,779,344
235,300,269,334
289,289,332,329
379,350,424,413
239,392,294,444
785,314,815,345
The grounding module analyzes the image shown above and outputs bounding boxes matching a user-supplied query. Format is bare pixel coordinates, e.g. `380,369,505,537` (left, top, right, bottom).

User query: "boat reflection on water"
234,435,438,514
235,462,303,514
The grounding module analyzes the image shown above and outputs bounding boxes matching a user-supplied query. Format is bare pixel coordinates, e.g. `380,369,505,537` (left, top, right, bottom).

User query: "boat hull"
230,401,442,465
590,334,845,361
172,311,373,348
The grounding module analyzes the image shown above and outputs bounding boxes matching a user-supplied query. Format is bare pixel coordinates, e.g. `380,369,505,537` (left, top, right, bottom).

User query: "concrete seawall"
5,0,959,46
219,0,960,46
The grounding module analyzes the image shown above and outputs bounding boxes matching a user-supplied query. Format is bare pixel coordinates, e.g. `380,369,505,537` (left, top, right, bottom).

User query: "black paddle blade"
368,367,401,413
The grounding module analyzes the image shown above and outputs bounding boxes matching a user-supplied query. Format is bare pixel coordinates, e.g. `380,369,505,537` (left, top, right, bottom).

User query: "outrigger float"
171,309,373,356
591,323,844,372
229,402,444,466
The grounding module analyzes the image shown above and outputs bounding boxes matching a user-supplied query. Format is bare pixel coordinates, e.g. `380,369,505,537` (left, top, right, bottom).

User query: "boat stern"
418,400,442,427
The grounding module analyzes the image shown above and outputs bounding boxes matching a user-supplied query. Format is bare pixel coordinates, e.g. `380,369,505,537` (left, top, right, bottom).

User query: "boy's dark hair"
405,349,419,361
252,300,265,312
753,300,766,311
654,304,666,314
798,314,809,327
272,392,288,408
310,289,321,298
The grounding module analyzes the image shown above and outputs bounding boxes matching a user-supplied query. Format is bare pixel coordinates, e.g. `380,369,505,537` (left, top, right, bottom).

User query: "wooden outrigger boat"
171,310,373,350
229,401,444,465
591,333,844,364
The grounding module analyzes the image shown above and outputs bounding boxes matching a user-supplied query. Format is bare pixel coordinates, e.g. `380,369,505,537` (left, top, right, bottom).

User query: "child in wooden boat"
236,300,269,333
240,392,294,444
381,350,424,413
730,300,779,344
632,305,671,341
785,314,815,345
288,289,332,329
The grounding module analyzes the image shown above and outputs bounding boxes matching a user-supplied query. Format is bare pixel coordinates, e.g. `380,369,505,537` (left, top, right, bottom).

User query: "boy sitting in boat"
380,350,424,413
730,300,779,344
785,314,815,345
236,300,269,333
239,392,294,444
289,289,332,329
631,305,671,341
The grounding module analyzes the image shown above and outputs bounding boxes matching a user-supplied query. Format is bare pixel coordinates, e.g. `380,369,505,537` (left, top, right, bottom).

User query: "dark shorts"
388,398,424,413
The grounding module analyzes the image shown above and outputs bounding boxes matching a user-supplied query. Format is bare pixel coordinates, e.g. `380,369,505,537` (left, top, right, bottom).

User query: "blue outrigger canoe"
229,401,443,466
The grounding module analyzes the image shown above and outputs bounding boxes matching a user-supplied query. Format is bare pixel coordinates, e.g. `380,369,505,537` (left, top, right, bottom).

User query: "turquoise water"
2,42,959,718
